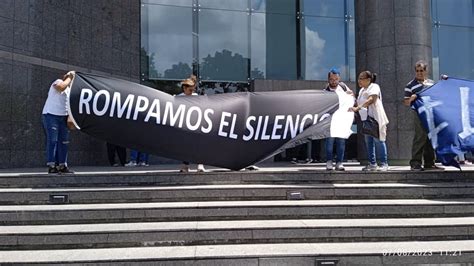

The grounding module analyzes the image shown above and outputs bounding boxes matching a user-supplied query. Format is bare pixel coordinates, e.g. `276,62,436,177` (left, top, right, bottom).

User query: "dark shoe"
58,165,74,174
48,166,58,174
424,165,444,171
410,165,423,171
179,165,189,173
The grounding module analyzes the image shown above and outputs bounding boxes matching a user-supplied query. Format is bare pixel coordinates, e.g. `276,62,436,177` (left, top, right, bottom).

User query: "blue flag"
412,77,474,168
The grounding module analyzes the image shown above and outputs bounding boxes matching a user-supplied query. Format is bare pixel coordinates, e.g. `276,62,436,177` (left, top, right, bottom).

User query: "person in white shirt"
324,67,354,171
349,70,389,171
42,71,75,174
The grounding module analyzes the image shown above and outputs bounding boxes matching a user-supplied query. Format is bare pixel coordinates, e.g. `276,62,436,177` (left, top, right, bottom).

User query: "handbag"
361,106,379,138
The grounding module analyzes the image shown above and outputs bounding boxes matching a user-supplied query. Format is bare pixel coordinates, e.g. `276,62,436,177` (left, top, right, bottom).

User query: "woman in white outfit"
349,71,389,171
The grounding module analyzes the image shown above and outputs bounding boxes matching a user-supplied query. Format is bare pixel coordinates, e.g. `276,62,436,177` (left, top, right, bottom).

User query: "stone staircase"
0,168,473,265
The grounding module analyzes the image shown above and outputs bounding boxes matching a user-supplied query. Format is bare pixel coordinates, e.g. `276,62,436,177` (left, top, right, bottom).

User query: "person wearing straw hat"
177,75,206,172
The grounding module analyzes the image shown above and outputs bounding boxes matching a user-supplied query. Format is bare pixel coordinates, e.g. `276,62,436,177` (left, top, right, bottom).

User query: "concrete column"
355,0,432,164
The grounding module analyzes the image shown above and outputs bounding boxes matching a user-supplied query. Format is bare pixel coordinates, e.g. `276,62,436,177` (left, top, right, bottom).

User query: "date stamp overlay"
383,250,462,257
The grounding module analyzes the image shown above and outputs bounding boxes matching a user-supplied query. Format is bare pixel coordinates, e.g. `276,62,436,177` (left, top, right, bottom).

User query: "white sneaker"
125,161,137,167
378,164,389,171
197,164,206,172
138,162,149,167
335,162,345,171
245,165,259,171
326,161,333,170
362,164,378,171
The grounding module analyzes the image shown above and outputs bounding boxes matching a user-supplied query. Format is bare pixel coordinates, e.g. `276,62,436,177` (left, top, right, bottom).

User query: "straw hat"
181,78,195,87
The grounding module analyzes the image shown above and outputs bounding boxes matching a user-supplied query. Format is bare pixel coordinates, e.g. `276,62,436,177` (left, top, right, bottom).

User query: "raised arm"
53,71,75,92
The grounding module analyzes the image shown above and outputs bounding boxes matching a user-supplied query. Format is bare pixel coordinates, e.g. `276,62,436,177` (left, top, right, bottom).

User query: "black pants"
410,113,435,167
106,143,126,166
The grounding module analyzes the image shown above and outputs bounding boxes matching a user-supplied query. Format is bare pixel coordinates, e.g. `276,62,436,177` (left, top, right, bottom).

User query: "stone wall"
355,0,432,163
0,0,140,168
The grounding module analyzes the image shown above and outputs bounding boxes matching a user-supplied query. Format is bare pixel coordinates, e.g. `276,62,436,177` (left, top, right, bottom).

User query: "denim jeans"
42,113,69,166
130,150,149,163
364,135,388,165
325,137,345,163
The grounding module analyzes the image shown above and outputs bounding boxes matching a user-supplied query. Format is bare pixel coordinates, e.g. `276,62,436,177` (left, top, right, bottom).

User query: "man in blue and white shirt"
403,60,443,171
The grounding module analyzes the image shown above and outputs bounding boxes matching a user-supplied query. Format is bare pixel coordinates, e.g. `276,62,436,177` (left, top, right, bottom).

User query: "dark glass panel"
251,0,296,14
436,0,474,27
141,0,192,7
141,4,193,80
199,0,248,11
437,25,474,79
199,9,249,81
256,12,297,80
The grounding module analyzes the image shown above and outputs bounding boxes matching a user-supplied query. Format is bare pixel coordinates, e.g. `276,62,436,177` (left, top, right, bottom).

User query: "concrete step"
2,199,474,225
0,240,472,265
1,217,473,250
1,183,474,205
0,170,472,188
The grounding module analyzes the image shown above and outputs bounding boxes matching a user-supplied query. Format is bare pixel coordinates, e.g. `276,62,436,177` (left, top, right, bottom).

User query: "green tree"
164,62,192,79
200,49,248,81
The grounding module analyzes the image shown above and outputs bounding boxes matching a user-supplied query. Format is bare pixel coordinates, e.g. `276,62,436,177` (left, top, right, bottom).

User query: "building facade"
0,0,472,168
0,0,140,168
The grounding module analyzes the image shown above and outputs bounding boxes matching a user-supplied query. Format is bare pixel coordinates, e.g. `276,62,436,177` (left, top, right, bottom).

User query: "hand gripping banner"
413,77,474,168
68,73,354,170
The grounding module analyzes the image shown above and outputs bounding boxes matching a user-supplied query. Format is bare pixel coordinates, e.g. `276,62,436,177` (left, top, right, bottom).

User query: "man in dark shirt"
403,60,443,171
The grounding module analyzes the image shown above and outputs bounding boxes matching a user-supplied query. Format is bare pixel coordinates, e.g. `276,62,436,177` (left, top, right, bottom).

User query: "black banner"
69,73,349,170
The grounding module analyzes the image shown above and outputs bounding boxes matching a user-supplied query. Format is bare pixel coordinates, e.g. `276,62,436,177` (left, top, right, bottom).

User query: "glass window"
432,26,440,80
346,0,354,17
141,0,192,7
199,81,251,95
302,17,346,80
347,18,355,81
254,12,297,80
140,0,355,84
437,25,474,79
434,0,474,27
251,12,266,79
199,0,248,11
347,19,355,57
302,0,345,17
141,4,193,80
349,56,355,81
251,0,296,14
199,9,249,82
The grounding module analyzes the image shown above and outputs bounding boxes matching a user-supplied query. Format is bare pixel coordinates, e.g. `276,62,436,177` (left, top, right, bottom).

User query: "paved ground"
0,161,472,176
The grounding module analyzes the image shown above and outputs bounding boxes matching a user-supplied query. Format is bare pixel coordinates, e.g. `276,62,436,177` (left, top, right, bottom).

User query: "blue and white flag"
413,77,474,168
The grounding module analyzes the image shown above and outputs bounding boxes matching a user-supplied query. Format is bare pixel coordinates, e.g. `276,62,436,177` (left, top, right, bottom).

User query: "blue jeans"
325,137,345,163
364,135,388,165
130,150,149,163
42,114,69,166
